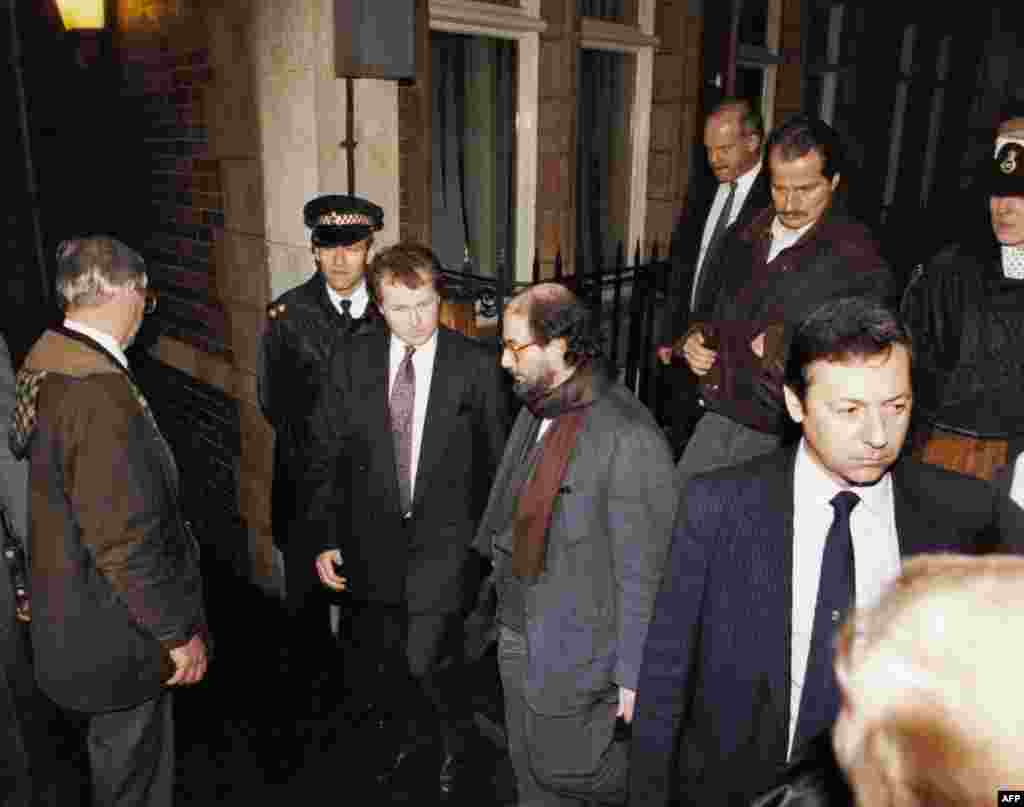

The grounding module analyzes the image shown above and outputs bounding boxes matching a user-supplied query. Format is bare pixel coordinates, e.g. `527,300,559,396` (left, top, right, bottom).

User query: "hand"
316,549,347,592
655,345,674,365
750,331,766,358
683,330,718,376
166,634,208,686
617,687,637,723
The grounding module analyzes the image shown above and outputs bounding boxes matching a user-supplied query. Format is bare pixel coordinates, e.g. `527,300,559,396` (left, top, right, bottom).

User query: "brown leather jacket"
10,327,205,712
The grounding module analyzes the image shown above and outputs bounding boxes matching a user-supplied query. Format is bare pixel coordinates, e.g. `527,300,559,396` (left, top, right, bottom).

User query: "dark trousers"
348,601,468,756
282,541,335,649
85,692,175,807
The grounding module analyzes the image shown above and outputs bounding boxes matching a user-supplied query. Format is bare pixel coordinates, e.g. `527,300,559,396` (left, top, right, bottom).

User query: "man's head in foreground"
833,553,1024,807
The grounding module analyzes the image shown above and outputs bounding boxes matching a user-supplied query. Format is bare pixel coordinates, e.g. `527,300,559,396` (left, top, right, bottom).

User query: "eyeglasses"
502,341,537,359
143,288,158,314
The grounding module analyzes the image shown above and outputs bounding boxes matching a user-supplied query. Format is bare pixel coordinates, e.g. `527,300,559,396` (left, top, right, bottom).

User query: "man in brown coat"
10,237,207,807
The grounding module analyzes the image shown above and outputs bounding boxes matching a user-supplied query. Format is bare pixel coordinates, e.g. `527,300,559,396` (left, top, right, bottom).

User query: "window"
576,0,656,267
576,49,633,268
431,31,516,278
430,0,545,282
577,0,632,25
735,0,782,130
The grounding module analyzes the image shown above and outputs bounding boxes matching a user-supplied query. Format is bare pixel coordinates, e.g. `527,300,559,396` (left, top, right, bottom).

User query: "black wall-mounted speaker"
335,0,417,80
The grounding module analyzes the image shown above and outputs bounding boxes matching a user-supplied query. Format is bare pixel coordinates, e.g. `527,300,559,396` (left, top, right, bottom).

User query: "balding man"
658,99,772,449
474,283,677,805
834,554,1024,806
10,237,207,807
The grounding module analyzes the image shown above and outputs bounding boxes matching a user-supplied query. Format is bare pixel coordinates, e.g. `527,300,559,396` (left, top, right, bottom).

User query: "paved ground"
24,552,515,805
171,555,515,805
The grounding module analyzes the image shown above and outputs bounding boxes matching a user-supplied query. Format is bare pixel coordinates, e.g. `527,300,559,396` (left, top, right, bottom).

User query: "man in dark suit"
657,98,771,450
258,194,385,710
309,243,508,797
10,237,207,807
629,297,1023,807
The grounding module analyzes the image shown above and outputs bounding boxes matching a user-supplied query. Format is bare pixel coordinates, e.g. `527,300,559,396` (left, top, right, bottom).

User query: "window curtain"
431,32,515,278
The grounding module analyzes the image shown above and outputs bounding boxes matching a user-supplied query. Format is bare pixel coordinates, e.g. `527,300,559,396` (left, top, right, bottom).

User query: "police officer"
258,194,385,712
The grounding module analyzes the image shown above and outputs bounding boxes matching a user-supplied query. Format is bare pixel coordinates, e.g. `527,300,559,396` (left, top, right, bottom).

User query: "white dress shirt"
388,330,438,502
63,319,129,370
1001,246,1024,280
788,439,901,757
691,162,763,308
326,279,370,319
767,217,815,263
1010,453,1024,509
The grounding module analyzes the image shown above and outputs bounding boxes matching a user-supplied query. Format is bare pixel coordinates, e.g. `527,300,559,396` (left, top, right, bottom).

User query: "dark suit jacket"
305,326,508,614
663,169,772,446
629,447,1024,807
668,167,772,335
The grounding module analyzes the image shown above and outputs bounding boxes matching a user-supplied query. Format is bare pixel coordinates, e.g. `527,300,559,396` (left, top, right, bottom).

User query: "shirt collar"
770,215,815,246
63,319,129,369
326,279,369,317
1000,245,1024,280
794,438,893,521
734,160,762,194
390,328,439,361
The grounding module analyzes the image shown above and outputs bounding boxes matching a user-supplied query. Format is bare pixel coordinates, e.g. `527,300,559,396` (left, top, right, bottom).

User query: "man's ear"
783,385,805,425
830,172,841,192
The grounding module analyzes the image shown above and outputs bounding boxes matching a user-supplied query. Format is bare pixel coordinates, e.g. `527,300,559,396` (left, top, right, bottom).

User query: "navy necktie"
390,345,416,517
793,490,859,753
339,298,352,326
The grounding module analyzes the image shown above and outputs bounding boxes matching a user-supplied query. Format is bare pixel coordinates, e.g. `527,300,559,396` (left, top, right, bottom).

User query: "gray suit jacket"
475,373,677,715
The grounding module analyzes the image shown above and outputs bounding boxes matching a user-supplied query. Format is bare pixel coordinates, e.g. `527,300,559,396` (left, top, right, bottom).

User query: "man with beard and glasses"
472,283,677,806
629,297,1024,807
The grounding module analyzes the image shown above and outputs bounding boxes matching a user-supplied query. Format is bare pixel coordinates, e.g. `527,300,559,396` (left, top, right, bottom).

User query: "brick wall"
132,351,248,578
647,0,703,247
774,0,803,126
114,1,274,587
536,0,579,279
123,46,231,356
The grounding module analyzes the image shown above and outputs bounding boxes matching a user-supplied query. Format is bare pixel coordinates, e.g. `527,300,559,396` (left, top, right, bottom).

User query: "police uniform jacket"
258,271,383,543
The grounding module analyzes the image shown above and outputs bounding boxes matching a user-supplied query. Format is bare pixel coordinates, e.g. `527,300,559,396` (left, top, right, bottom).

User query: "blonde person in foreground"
833,553,1024,806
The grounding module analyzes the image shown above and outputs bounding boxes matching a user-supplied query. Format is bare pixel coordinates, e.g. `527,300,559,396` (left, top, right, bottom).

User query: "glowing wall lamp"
55,0,106,31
